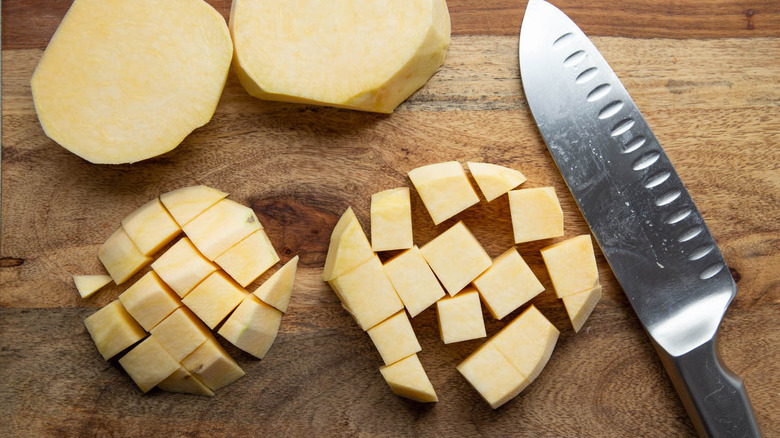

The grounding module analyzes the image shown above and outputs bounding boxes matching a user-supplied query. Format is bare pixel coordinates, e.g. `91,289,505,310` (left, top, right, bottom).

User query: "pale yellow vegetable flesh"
328,256,404,331
121,198,181,256
98,227,152,285
160,185,228,226
473,248,545,320
367,311,421,366
119,336,180,393
118,271,182,331
214,229,279,287
158,366,215,397
562,285,602,332
541,234,600,298
509,187,564,244
84,300,146,360
379,354,438,403
382,246,445,318
182,271,248,330
252,255,298,313
467,162,527,202
150,307,211,362
230,0,450,113
218,295,282,359
30,0,232,164
181,337,245,391
457,306,559,409
73,274,112,299
408,161,480,225
436,288,486,344
420,221,491,296
151,237,218,298
182,199,263,260
322,207,374,281
371,187,413,252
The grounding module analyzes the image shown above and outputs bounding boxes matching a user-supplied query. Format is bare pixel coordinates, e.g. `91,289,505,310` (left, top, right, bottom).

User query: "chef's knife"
519,1,760,436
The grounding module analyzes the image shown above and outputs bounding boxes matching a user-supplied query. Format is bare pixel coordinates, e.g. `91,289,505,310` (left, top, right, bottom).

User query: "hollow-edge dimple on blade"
519,0,735,355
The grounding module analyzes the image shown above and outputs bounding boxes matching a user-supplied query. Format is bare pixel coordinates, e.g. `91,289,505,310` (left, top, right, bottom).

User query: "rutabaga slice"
230,0,450,113
30,0,232,164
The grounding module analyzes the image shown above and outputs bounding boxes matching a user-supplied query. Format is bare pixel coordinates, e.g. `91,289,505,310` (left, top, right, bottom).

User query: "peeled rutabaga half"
230,0,451,113
30,0,233,164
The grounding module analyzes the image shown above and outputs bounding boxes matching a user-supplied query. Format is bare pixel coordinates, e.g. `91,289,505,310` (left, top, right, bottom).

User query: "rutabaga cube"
367,310,421,366
98,227,152,285
214,229,279,287
151,237,218,298
328,256,403,331
473,248,544,320
382,246,445,318
218,295,282,359
408,161,479,225
508,187,564,244
84,300,146,360
371,187,413,252
121,198,181,256
541,234,599,298
420,221,491,296
119,336,180,393
436,288,486,344
182,199,262,260
322,207,374,281
119,271,182,331
379,354,438,403
182,271,248,330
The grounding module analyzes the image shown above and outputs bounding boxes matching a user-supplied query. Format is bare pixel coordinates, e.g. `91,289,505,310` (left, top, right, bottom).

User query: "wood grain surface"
1,1,778,437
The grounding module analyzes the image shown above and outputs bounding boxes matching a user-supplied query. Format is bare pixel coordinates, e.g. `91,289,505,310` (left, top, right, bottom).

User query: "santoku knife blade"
518,1,760,436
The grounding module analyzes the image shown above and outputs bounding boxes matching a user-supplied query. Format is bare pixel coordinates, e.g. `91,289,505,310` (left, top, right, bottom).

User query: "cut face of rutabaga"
30,0,232,164
436,288,486,344
322,207,374,281
151,237,218,298
371,188,413,252
379,354,438,403
408,161,480,225
367,311,422,366
382,246,445,318
121,198,181,256
84,300,146,360
182,271,248,330
230,0,450,113
150,307,211,362
158,366,215,397
456,342,528,409
473,248,545,320
98,228,152,285
214,230,279,287
467,162,527,202
160,185,228,227
562,285,602,333
181,337,245,391
541,235,599,298
182,199,263,261
420,221,491,296
73,275,112,299
119,336,180,393
118,271,182,331
253,256,298,313
328,255,404,331
218,295,282,359
509,187,564,244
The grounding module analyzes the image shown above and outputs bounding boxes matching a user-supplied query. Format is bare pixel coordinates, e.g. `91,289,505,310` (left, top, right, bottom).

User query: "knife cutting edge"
518,0,761,436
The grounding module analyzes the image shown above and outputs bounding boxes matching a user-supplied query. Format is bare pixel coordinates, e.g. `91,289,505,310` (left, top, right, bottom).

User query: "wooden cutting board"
2,1,778,436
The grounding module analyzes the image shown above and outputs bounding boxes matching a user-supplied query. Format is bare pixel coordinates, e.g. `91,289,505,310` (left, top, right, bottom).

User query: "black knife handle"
654,336,761,437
